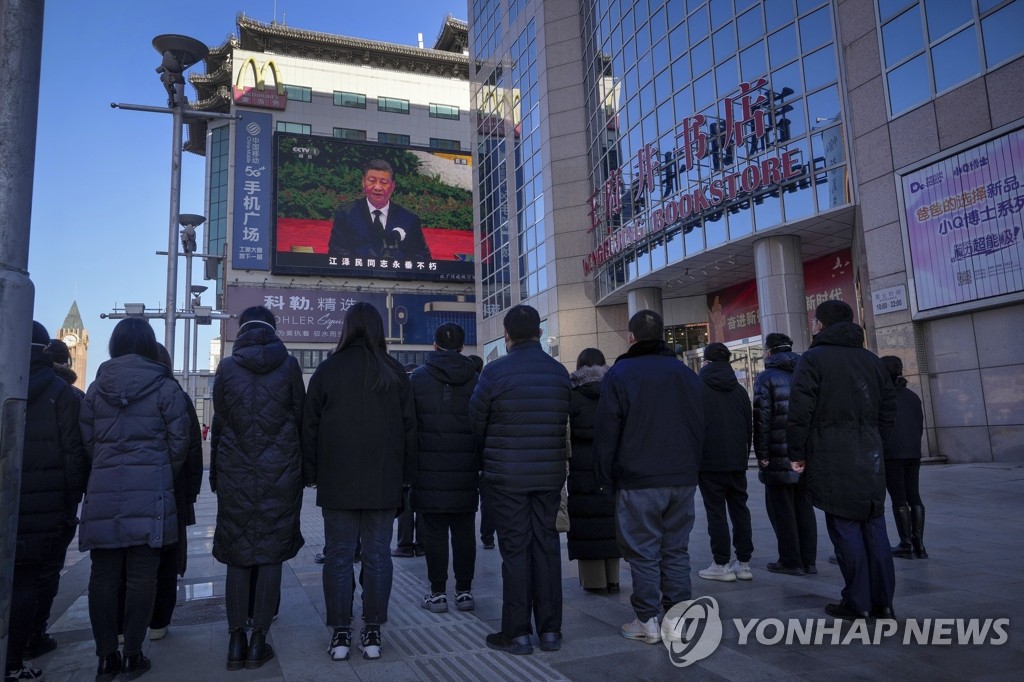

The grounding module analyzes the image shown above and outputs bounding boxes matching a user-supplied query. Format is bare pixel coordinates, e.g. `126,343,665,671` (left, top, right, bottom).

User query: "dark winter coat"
53,363,86,401
211,324,305,566
594,340,704,490
303,338,416,510
786,322,897,520
79,354,191,550
699,360,753,472
884,379,924,460
410,350,480,514
469,340,572,493
17,348,88,564
753,350,803,486
566,365,619,562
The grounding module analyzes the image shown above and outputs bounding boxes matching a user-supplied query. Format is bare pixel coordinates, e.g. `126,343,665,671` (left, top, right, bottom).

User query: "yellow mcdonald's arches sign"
233,57,287,110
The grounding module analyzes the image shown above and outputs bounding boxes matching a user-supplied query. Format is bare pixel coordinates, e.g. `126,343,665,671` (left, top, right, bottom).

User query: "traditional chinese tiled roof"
185,13,469,155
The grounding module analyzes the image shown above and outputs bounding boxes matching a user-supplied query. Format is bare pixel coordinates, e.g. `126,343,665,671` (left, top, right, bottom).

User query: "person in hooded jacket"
696,343,755,583
210,306,305,671
880,355,927,560
303,302,416,662
753,333,817,576
410,323,480,614
566,348,621,594
79,318,191,682
5,323,87,682
787,300,897,621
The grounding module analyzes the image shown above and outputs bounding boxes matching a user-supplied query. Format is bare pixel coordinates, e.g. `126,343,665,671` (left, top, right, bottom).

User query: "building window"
430,138,461,151
207,125,229,303
429,103,460,120
276,121,311,134
878,0,1024,117
284,84,312,102
334,127,367,141
378,97,410,114
333,91,366,108
378,132,411,146
290,349,332,371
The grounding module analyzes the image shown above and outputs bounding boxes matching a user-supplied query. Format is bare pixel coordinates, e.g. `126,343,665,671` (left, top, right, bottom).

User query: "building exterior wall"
468,0,1024,462
839,0,1024,462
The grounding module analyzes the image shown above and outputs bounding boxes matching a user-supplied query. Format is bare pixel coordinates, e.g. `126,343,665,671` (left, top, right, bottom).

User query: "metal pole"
164,80,184,363
191,309,200,401
182,247,192,394
0,0,44,674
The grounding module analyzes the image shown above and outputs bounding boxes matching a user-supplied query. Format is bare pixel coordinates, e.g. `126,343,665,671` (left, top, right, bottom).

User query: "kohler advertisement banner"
902,128,1024,312
224,285,476,346
231,110,273,271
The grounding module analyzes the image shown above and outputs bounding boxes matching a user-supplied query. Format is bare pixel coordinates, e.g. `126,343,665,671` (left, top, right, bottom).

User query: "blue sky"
29,0,467,384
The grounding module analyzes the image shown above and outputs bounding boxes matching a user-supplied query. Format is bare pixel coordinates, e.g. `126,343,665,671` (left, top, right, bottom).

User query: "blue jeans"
616,486,696,622
322,508,395,627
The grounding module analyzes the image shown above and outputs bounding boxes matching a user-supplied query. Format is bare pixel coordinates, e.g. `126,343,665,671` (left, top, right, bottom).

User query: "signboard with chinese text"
902,128,1024,312
231,111,273,271
272,135,475,282
224,285,476,345
584,77,813,277
233,57,287,110
872,285,909,315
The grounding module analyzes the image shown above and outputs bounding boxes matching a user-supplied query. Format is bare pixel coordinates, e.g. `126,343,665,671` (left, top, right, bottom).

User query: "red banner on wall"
707,248,855,343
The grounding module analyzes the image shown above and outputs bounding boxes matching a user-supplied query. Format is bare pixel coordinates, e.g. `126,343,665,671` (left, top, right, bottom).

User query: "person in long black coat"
566,348,621,594
754,333,817,575
5,323,87,682
211,306,305,670
303,302,416,662
880,355,927,560
410,323,480,613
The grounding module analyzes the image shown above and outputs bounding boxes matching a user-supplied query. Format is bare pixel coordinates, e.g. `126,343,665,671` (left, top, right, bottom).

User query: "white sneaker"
621,616,661,644
328,627,351,661
698,562,737,581
731,560,753,580
149,626,167,640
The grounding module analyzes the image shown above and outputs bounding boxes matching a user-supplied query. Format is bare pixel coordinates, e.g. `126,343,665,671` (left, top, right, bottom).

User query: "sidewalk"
31,463,1024,681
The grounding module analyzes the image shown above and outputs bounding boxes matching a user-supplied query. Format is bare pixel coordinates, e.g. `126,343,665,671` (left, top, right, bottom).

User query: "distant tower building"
57,300,88,392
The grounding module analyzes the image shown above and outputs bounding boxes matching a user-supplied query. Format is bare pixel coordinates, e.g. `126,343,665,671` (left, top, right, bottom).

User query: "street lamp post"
112,35,234,373
190,284,208,399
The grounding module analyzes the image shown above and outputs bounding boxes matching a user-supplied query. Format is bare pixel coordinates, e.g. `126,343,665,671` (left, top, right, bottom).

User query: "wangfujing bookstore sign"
583,77,807,277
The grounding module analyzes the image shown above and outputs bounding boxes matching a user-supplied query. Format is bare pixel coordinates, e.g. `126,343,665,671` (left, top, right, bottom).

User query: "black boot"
95,650,122,682
891,505,915,559
121,652,152,681
244,630,275,670
911,504,928,559
227,629,248,671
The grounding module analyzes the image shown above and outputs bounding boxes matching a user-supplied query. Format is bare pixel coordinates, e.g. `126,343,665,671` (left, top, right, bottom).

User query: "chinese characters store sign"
902,128,1024,312
583,78,807,277
233,58,287,110
232,111,272,271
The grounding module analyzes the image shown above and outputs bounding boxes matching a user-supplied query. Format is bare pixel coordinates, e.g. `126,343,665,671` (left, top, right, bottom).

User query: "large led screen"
273,135,475,282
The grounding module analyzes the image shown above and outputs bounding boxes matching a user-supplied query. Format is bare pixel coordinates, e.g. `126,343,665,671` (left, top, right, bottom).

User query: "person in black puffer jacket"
470,305,571,655
5,323,87,682
697,343,754,583
753,333,817,575
410,323,480,614
210,305,305,670
79,318,191,681
880,355,927,560
787,300,897,621
566,348,621,595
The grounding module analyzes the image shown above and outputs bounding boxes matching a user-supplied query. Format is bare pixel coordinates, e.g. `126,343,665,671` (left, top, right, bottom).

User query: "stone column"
627,287,663,320
753,235,810,351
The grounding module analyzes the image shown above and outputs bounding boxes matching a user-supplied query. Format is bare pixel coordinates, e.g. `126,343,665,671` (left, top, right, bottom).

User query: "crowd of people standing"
7,298,928,681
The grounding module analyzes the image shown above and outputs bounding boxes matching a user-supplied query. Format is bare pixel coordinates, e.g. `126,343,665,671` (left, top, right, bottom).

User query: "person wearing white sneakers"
696,343,755,584
593,310,705,646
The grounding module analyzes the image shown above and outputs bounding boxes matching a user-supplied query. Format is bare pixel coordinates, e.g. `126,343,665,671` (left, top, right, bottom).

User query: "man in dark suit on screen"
327,159,431,263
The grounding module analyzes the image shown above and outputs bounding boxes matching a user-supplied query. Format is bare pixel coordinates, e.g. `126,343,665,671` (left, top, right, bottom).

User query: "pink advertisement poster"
902,129,1024,312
